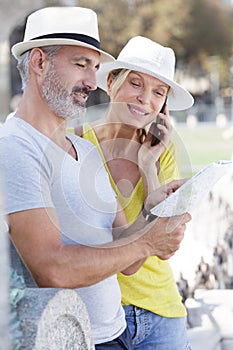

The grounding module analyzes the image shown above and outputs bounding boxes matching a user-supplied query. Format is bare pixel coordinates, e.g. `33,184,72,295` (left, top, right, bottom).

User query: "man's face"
41,46,100,120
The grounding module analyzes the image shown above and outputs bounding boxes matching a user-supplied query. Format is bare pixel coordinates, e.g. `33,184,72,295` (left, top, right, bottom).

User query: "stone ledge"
17,288,94,350
187,313,221,350
187,290,233,350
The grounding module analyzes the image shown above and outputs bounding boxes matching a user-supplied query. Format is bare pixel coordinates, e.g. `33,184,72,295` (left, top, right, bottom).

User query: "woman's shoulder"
74,124,84,137
74,122,98,136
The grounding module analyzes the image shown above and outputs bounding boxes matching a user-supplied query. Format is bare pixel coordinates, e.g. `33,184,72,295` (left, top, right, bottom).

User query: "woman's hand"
144,178,188,212
148,106,172,148
138,106,173,193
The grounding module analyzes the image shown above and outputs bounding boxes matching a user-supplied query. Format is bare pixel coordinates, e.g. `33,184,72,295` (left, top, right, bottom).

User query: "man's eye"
76,63,85,68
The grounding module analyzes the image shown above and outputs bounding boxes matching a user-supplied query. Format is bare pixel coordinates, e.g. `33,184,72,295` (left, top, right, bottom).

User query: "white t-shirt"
0,117,126,344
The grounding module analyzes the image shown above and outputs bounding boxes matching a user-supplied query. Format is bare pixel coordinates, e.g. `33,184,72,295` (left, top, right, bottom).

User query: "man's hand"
142,212,191,260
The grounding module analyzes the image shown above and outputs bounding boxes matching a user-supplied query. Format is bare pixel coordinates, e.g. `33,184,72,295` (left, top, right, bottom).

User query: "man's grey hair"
17,45,63,90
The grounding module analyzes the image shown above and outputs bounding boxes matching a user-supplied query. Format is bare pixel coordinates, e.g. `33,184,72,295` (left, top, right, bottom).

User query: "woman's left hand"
147,105,173,149
144,178,188,211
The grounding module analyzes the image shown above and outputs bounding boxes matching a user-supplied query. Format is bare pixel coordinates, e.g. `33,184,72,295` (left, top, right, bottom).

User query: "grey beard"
41,66,86,121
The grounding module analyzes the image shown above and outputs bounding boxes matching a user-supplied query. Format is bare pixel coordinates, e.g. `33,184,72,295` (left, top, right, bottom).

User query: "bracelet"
141,203,158,222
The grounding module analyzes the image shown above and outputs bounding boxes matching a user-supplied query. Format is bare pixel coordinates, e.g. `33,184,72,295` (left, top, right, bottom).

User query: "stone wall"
0,173,10,350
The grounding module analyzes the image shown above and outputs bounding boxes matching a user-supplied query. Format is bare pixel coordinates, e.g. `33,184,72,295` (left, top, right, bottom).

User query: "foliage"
9,268,26,350
182,0,232,60
78,0,233,89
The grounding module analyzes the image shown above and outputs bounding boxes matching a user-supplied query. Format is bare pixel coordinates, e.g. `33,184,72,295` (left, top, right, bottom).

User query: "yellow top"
82,123,186,317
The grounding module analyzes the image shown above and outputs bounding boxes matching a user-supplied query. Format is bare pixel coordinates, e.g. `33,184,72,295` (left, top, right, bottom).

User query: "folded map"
150,160,233,217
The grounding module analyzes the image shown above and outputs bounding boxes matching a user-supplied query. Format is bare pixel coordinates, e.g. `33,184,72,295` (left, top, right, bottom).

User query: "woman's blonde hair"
108,69,131,98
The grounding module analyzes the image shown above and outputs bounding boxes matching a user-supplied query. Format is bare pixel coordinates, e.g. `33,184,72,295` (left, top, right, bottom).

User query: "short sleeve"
0,136,54,215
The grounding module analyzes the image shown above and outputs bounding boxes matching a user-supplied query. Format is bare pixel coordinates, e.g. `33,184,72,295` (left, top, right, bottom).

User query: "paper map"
150,160,233,217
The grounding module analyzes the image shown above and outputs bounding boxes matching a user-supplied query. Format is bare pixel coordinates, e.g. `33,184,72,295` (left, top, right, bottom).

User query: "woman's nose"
136,89,151,104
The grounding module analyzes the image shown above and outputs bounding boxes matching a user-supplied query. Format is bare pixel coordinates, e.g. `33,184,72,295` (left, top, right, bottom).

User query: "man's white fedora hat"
11,7,114,63
97,36,194,110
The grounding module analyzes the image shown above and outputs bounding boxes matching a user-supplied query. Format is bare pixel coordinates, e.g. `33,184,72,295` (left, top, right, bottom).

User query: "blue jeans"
95,326,133,349
124,305,192,350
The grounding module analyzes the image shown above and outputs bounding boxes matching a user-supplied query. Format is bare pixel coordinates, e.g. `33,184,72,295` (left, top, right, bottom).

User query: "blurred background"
0,1,233,347
1,0,233,170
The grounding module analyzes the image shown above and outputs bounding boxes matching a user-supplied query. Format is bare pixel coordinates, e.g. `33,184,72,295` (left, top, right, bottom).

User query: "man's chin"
65,107,86,121
72,99,86,110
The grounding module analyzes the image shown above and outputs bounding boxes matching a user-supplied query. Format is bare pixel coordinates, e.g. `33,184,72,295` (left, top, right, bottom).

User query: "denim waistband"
123,304,147,317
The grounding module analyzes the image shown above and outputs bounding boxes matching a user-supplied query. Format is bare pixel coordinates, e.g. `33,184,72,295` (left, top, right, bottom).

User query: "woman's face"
107,70,169,129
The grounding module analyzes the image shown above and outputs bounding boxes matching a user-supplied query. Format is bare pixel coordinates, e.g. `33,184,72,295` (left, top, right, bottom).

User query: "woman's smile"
127,103,151,118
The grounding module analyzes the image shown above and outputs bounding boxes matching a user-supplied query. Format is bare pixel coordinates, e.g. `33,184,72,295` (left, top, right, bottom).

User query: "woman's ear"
106,72,113,96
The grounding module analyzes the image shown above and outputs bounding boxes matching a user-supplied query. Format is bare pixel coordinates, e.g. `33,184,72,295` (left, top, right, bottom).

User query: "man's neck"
17,95,66,136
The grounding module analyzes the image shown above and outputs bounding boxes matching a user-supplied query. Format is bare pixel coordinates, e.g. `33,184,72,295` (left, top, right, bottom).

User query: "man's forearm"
35,238,152,288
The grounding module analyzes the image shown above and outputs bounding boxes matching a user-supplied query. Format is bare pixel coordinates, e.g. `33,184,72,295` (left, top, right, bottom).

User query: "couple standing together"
0,6,194,350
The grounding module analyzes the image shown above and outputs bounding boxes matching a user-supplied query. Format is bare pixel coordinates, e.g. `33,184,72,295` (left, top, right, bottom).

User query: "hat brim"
97,61,194,111
12,38,114,63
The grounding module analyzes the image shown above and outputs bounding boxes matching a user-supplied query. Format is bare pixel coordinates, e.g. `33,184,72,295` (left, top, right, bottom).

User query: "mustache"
71,86,91,96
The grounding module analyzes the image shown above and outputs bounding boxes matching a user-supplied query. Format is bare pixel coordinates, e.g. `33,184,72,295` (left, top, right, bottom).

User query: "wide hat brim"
12,38,114,63
97,61,194,111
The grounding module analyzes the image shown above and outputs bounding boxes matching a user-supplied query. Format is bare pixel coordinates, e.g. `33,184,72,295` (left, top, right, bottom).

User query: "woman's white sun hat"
97,36,194,111
11,7,114,63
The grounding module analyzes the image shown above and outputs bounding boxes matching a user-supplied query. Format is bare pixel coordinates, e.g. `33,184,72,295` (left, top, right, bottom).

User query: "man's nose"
82,70,97,91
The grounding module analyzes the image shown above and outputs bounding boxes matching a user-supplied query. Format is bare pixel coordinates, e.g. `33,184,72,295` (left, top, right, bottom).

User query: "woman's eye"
154,91,164,97
130,81,141,87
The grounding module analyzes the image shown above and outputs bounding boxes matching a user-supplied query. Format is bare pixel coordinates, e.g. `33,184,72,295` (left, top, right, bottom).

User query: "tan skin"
9,45,191,289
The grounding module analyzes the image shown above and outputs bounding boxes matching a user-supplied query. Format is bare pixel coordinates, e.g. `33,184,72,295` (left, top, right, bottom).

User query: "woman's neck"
90,119,143,196
93,117,140,141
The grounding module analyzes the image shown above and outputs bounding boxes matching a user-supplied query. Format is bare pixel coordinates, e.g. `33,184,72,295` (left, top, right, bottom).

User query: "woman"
76,36,194,349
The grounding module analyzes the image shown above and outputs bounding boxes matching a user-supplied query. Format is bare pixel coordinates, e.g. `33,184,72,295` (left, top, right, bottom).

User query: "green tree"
182,0,232,60
79,0,132,56
79,0,233,88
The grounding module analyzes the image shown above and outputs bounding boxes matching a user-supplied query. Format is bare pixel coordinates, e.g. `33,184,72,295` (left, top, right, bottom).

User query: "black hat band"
31,33,101,49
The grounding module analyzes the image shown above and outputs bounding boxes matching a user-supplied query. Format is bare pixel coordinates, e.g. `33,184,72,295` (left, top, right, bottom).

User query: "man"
0,7,191,349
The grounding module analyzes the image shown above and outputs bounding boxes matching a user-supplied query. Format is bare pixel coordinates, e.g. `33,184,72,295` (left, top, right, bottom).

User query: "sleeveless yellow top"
82,123,186,317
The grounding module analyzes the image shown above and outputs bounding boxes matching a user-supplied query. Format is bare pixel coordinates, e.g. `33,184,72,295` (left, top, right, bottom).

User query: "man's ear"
29,48,47,74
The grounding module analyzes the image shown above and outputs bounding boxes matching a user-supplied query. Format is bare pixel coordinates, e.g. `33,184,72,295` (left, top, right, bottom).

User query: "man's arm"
9,200,191,288
9,207,151,288
9,206,160,288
